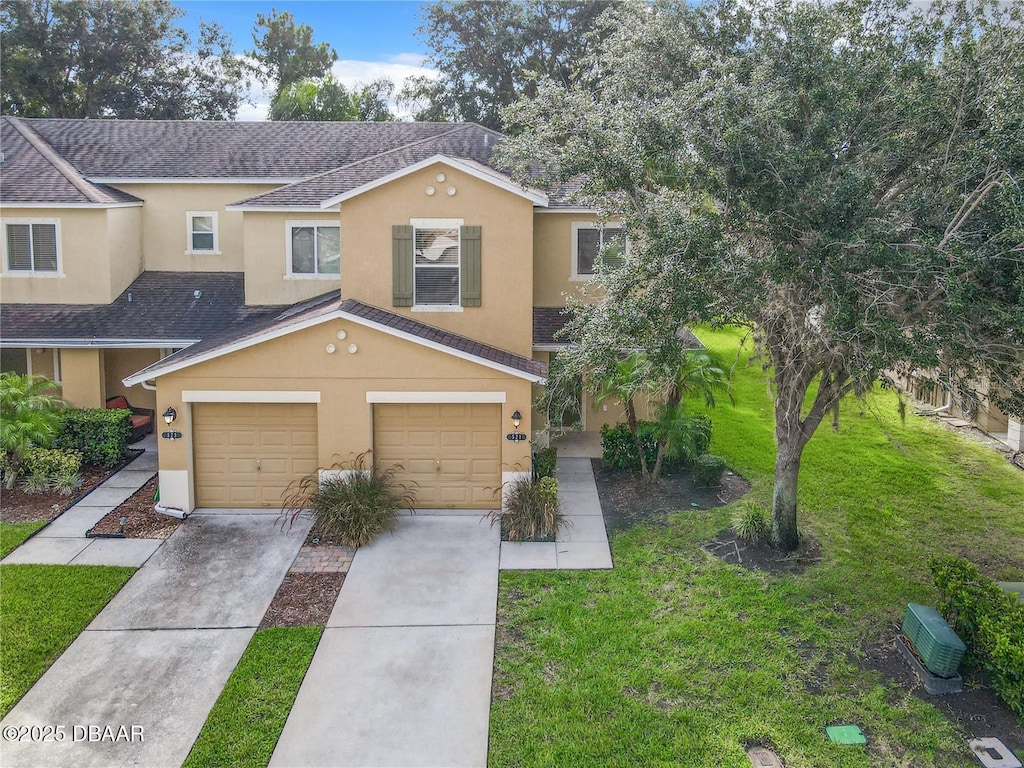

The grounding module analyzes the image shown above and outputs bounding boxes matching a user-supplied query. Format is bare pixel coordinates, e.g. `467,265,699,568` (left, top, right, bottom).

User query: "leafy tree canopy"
498,0,1024,550
269,75,395,122
402,0,618,130
249,8,336,101
1,0,246,119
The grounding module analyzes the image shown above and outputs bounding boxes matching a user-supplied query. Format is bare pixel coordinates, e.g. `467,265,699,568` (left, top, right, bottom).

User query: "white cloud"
235,54,438,121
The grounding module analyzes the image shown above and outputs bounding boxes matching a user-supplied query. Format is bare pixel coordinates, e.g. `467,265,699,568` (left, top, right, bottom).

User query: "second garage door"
193,402,318,508
374,403,501,509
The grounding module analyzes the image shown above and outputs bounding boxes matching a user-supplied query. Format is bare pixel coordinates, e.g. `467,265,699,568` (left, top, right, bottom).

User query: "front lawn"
0,564,134,716
0,520,46,558
489,328,1024,767
182,626,322,768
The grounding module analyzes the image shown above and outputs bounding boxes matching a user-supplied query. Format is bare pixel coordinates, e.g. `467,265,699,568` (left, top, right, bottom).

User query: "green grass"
0,564,134,716
0,520,46,558
183,626,322,768
489,327,1024,768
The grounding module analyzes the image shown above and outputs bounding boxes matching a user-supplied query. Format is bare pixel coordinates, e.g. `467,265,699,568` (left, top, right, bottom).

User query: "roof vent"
126,292,132,303
193,289,202,299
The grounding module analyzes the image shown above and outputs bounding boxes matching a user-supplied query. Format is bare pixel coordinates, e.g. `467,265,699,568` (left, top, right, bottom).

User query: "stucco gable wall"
340,161,535,357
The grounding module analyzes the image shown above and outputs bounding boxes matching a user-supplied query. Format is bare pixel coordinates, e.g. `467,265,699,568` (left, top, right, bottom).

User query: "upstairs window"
187,212,219,253
4,221,59,273
287,221,340,276
413,219,461,307
571,222,625,280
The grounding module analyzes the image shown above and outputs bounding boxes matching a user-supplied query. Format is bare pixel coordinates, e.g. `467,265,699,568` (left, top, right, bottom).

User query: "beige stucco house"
1,117,633,513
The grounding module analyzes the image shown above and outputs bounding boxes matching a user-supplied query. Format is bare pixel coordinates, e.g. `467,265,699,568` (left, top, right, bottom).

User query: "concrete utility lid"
969,738,1022,768
746,745,785,767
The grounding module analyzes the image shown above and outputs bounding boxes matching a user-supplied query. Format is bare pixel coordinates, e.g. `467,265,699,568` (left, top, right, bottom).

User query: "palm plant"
0,373,65,489
590,353,656,476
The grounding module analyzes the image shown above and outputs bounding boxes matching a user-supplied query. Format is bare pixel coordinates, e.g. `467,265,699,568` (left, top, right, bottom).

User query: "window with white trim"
413,218,461,306
571,222,625,279
186,212,219,253
287,221,340,276
4,220,60,273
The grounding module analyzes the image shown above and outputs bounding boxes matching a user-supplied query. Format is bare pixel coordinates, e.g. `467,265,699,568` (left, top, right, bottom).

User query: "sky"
176,1,437,120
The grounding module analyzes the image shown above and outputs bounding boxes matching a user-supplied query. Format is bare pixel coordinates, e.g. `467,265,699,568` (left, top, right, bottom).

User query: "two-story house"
1,117,628,514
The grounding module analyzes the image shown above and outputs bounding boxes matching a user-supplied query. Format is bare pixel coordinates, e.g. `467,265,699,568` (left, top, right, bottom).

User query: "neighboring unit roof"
0,272,278,345
20,118,467,179
0,117,142,205
532,306,704,350
230,125,522,208
123,296,547,385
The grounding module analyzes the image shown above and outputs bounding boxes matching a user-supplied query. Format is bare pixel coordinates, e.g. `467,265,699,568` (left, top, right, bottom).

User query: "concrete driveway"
0,511,309,768
270,514,500,768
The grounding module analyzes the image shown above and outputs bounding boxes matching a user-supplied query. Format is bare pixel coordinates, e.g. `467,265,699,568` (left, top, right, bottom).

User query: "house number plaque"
161,430,183,440
505,432,528,442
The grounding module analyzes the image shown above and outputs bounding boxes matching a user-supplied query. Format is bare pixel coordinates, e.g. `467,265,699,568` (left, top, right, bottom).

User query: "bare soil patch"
702,528,823,576
87,475,181,539
259,572,346,629
861,636,1024,753
0,449,144,524
591,458,750,533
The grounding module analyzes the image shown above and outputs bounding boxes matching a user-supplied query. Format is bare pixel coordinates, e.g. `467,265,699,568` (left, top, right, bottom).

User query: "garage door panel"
194,402,318,508
374,403,500,510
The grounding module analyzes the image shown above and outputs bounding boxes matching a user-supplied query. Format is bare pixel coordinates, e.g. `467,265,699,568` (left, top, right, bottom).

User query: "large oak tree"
498,0,1024,551
1,0,246,119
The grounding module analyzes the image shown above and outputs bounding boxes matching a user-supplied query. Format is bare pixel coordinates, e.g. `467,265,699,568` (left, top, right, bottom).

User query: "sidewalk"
1,435,164,567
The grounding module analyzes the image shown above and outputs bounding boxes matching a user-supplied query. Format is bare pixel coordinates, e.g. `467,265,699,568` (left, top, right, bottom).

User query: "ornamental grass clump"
489,475,567,542
731,500,771,545
281,453,416,548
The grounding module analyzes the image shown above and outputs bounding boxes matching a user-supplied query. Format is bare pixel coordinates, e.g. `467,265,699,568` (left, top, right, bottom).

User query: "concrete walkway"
499,457,613,570
0,510,310,768
2,435,164,567
270,515,500,768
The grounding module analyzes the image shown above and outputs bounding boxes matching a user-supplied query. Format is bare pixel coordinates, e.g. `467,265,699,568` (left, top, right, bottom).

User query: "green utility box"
902,603,966,678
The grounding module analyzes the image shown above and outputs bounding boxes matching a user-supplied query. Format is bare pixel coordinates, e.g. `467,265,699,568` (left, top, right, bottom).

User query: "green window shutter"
392,225,414,307
461,225,481,307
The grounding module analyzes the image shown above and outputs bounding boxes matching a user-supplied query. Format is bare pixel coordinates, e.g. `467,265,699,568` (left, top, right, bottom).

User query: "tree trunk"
625,398,650,478
772,435,803,552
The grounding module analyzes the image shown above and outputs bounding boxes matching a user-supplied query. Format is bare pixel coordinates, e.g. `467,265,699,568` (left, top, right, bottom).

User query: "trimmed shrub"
600,421,660,471
20,447,82,496
930,556,1024,717
281,454,416,548
731,500,770,544
54,409,131,467
692,454,727,487
533,446,557,479
490,475,566,542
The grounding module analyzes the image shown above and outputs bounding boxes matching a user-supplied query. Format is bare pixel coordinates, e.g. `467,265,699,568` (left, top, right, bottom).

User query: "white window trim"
2,218,64,276
185,211,220,255
284,219,341,279
570,221,624,281
411,217,463,310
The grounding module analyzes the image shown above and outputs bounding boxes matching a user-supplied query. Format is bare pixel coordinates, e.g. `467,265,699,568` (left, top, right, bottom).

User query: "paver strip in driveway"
271,514,500,768
0,511,310,768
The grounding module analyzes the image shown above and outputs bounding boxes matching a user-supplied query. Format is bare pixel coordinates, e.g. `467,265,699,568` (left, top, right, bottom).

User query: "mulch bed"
259,572,346,629
591,458,750,533
861,636,1024,754
702,528,823,576
0,449,144,524
87,475,181,539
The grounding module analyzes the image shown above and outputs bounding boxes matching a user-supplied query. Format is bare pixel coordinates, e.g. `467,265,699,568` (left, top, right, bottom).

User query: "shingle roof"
340,299,547,378
0,272,278,343
532,306,703,350
0,118,141,205
122,295,546,384
231,124,509,207
21,118,467,179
